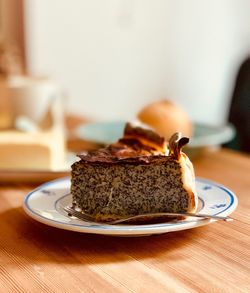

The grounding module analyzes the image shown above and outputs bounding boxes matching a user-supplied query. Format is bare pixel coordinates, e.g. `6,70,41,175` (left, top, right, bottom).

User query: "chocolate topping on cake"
123,123,165,148
169,132,189,160
78,123,168,164
78,123,189,164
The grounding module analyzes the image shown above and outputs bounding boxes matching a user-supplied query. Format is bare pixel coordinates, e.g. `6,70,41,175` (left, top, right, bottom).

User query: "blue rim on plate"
23,177,237,236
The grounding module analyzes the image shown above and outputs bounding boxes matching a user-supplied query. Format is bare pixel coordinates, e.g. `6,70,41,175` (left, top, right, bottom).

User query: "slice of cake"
71,123,197,222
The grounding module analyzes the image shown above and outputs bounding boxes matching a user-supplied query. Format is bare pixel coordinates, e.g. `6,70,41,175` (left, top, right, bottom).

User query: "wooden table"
0,125,249,292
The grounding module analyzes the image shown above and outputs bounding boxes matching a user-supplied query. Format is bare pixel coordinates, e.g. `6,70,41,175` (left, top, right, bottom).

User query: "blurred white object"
8,75,60,126
15,115,40,132
24,0,250,125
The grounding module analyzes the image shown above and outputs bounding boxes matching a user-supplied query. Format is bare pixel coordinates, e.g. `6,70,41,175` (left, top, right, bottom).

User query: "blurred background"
0,0,250,158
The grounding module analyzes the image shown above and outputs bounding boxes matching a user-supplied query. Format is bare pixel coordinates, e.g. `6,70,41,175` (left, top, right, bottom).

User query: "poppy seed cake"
71,123,197,222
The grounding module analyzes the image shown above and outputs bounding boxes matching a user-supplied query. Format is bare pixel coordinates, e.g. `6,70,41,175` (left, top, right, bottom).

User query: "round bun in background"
137,100,193,140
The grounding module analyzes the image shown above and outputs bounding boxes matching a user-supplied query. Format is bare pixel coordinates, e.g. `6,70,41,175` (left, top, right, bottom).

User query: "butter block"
0,129,66,171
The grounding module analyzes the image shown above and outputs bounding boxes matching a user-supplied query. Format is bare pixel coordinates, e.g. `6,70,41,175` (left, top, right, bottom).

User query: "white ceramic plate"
23,177,237,237
75,121,235,148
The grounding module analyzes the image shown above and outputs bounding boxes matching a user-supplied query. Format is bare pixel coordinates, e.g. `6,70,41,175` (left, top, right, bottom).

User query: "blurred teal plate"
75,121,235,148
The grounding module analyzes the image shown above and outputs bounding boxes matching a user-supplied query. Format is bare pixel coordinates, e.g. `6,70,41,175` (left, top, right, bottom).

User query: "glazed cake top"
77,123,189,164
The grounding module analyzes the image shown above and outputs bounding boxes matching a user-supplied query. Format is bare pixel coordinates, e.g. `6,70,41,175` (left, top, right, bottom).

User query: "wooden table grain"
0,124,249,292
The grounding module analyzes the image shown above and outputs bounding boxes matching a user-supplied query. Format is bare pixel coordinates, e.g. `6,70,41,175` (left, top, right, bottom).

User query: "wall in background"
24,0,250,125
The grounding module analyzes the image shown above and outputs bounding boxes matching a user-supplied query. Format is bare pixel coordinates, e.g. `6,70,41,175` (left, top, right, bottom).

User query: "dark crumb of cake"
71,158,190,220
